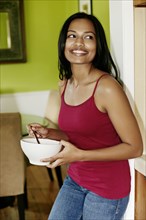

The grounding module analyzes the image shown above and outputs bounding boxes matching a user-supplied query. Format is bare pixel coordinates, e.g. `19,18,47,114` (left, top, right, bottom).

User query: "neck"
71,64,93,86
70,65,95,88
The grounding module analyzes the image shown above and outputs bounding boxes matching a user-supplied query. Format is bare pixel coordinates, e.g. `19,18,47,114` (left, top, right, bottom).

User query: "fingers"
41,155,63,168
40,141,70,168
60,139,69,147
40,140,77,168
27,123,47,138
27,123,41,133
47,159,64,168
27,123,41,131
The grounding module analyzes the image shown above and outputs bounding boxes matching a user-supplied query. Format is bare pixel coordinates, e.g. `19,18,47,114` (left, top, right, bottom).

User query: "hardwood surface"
135,170,146,220
134,0,146,7
0,165,67,220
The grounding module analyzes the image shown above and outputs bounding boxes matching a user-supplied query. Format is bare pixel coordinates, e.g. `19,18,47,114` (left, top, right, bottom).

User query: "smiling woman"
28,12,143,220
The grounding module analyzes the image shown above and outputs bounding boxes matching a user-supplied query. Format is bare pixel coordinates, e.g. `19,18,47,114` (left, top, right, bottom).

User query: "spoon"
31,127,40,144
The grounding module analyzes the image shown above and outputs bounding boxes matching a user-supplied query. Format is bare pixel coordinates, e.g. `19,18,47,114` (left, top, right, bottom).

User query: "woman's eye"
85,35,94,40
67,34,76,38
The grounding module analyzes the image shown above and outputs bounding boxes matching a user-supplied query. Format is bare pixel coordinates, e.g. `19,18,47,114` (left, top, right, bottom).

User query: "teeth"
72,50,87,54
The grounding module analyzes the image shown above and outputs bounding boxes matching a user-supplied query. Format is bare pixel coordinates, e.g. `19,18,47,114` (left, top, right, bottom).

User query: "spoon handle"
32,130,40,144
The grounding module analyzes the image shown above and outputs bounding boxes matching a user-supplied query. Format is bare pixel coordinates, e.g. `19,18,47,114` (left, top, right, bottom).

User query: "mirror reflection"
0,12,11,49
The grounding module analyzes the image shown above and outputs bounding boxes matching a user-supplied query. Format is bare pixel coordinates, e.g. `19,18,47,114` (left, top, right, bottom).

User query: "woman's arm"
85,75,143,161
45,80,66,127
45,89,61,127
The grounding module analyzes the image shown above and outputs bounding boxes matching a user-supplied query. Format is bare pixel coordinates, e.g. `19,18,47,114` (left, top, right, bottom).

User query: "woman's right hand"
27,123,49,138
27,123,69,141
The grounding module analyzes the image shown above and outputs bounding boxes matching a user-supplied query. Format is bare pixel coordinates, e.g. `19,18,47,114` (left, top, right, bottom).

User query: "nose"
74,37,84,47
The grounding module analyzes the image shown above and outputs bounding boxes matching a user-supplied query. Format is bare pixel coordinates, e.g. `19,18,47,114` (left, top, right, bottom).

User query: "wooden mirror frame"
0,0,26,63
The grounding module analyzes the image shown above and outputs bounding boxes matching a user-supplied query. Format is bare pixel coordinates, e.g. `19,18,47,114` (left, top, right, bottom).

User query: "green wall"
93,0,110,47
0,0,109,94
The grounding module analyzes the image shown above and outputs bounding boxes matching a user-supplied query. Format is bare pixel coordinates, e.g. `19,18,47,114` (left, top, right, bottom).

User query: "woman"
28,13,143,220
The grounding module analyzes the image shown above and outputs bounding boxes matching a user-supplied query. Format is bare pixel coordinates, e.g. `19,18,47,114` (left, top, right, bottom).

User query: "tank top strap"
61,80,68,96
92,74,107,96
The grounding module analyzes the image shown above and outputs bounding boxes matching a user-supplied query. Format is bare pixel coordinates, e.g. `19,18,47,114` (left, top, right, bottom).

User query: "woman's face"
64,18,96,65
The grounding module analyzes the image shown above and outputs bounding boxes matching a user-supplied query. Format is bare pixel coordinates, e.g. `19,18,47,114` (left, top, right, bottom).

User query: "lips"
71,49,88,56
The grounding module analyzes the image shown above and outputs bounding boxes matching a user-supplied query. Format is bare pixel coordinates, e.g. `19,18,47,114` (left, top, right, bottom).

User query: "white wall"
109,0,135,219
0,90,50,117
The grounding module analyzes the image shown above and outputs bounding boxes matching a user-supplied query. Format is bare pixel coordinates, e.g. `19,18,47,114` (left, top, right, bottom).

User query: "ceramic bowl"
20,137,61,166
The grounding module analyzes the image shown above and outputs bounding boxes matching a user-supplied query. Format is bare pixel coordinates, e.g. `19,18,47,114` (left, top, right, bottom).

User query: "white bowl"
20,137,61,166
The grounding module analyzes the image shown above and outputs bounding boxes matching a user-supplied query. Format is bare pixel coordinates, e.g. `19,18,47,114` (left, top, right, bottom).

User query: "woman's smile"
71,48,88,56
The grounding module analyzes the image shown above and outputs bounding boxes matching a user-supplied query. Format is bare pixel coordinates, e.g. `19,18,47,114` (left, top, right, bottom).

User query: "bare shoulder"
97,74,123,96
58,79,67,95
95,74,129,112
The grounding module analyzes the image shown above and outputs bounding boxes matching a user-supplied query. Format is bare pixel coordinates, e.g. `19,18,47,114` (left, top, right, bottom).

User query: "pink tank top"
58,75,131,199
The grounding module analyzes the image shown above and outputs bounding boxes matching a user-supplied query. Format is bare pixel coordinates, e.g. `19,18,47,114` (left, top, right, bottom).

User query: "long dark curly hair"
58,12,120,82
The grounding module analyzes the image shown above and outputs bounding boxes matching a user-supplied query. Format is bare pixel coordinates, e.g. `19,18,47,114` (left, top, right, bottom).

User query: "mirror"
0,0,26,63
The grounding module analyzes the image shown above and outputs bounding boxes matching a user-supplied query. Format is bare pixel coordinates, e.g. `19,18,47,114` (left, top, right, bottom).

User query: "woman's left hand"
41,140,83,168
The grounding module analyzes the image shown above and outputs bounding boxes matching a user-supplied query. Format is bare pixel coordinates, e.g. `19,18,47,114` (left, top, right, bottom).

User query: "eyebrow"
67,30,96,35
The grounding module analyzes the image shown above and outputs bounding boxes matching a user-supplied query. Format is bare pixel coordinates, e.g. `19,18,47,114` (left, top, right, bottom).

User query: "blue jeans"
48,176,129,220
